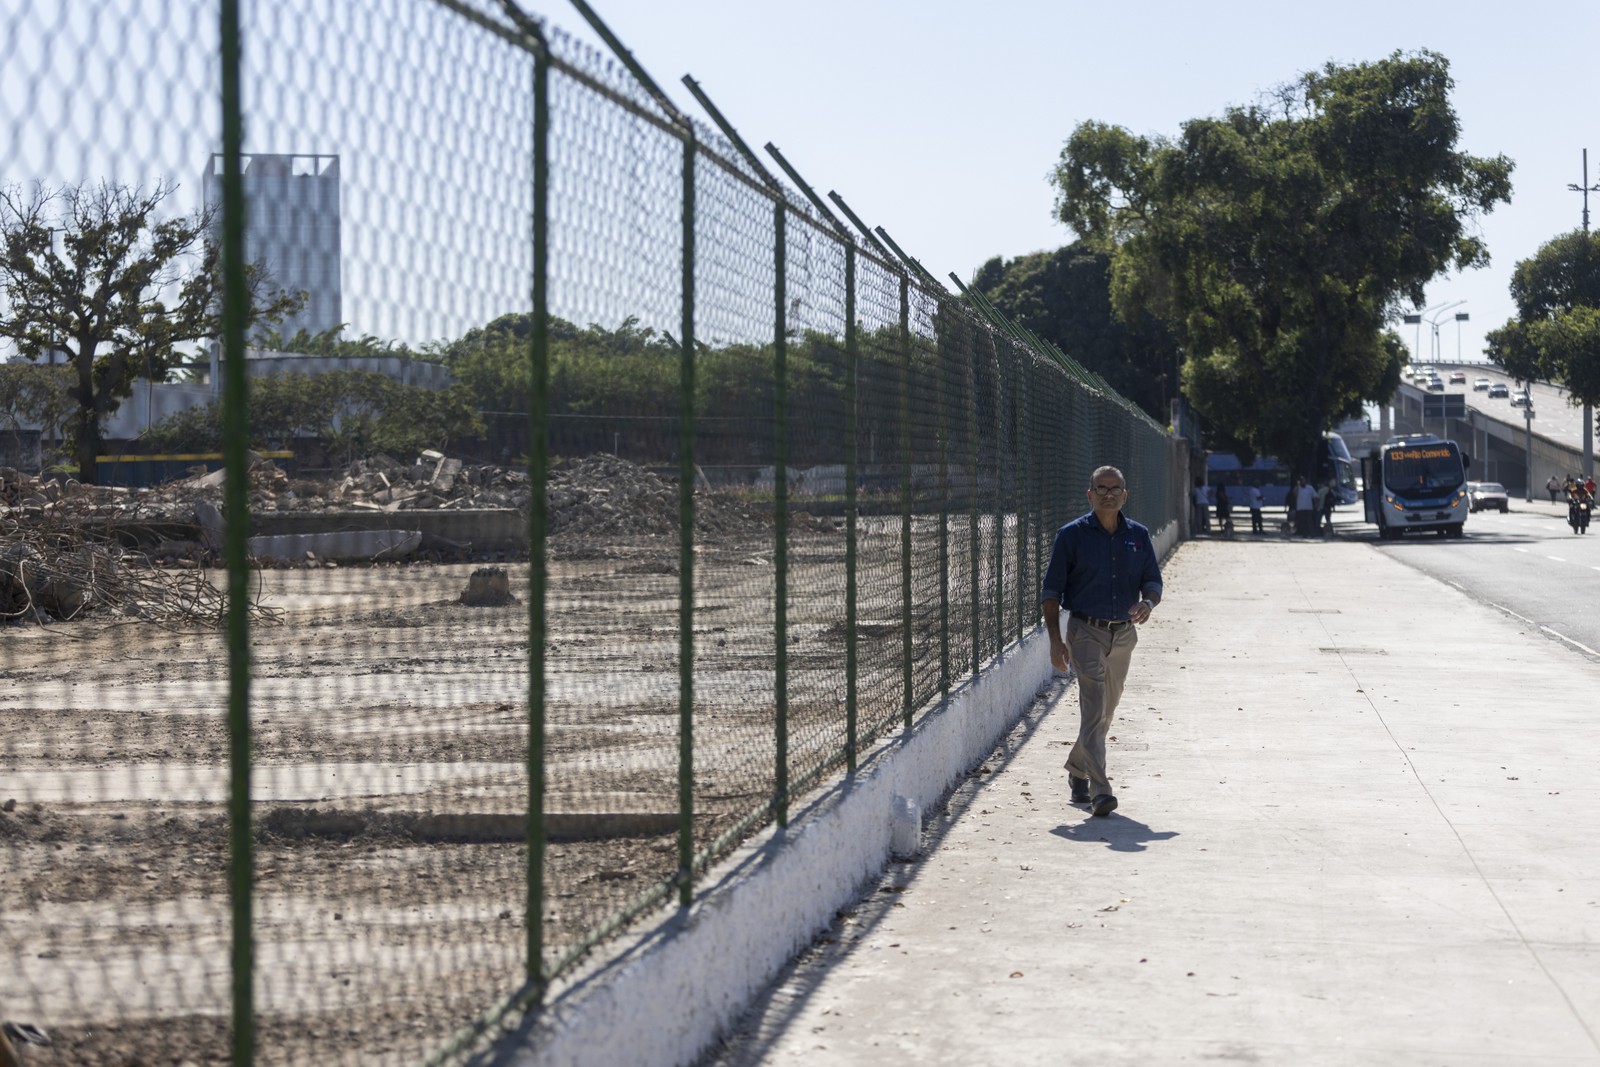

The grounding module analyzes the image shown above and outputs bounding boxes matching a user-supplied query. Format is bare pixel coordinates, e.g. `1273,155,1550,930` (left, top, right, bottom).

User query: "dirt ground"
1,512,996,1065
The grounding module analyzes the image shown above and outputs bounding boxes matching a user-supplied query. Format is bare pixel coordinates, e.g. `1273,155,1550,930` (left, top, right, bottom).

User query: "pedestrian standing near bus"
1292,477,1317,537
1040,465,1164,818
1245,482,1264,533
1215,479,1232,535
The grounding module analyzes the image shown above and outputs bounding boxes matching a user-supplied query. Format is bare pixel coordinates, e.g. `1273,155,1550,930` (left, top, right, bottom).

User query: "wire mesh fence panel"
537,24,692,984
0,1,1184,1064
0,4,237,1066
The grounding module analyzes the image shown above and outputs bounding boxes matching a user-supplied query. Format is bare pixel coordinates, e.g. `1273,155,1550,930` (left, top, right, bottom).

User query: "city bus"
1363,433,1470,539
1205,432,1359,508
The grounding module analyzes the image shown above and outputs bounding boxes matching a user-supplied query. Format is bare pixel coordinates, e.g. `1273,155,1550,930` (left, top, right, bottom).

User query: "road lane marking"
1513,547,1530,553
1548,555,1567,562
1541,626,1600,657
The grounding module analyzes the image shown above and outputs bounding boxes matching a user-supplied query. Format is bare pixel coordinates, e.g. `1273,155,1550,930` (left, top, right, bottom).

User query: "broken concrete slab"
247,529,421,562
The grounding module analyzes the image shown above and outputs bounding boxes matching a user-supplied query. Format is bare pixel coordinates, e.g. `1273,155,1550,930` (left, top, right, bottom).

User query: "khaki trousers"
1064,616,1139,797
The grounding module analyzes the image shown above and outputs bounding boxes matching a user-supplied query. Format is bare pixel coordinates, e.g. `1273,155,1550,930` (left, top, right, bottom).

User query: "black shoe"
1069,775,1090,804
1090,794,1118,817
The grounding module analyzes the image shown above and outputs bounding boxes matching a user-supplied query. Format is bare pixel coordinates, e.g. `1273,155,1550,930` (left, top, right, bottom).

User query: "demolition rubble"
0,451,773,624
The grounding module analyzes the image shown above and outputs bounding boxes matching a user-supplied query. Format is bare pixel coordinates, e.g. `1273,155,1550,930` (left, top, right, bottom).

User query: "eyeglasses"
1091,485,1126,496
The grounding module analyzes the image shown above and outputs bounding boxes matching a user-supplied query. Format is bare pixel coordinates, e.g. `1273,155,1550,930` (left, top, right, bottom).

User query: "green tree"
1053,50,1512,474
972,244,1182,422
143,370,483,461
0,181,303,482
250,324,431,360
1485,229,1600,404
0,361,72,465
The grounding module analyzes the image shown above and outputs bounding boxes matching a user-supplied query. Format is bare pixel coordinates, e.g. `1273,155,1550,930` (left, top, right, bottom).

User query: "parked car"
1449,371,1467,383
1488,382,1510,398
1473,376,1490,391
1468,481,1509,513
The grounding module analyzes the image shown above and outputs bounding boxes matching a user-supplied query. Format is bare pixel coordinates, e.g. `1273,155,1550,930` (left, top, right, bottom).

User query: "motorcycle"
1570,496,1592,534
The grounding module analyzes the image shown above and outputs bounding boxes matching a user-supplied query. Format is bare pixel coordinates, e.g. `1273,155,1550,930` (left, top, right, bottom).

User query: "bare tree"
0,181,303,482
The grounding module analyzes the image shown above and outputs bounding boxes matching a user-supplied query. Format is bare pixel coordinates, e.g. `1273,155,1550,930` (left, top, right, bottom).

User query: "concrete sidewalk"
702,533,1600,1066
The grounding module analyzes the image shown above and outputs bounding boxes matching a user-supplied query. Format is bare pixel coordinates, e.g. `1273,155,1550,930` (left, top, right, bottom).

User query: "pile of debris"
0,452,774,535
546,454,767,541
0,512,276,625
0,450,785,624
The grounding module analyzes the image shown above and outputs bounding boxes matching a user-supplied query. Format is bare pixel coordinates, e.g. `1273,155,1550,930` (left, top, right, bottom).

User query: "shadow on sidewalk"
1049,815,1179,853
693,681,1061,1067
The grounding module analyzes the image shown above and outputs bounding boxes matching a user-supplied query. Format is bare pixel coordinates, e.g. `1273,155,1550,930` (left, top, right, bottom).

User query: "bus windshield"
1384,444,1465,498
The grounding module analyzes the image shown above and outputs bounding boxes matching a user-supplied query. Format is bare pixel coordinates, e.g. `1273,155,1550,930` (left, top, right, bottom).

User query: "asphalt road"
1363,496,1600,660
1413,361,1592,462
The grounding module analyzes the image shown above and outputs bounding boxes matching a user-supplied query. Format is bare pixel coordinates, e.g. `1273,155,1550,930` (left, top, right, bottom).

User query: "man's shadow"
1050,814,1178,853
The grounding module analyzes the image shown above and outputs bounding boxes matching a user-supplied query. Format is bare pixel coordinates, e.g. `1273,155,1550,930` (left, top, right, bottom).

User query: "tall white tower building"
204,153,342,338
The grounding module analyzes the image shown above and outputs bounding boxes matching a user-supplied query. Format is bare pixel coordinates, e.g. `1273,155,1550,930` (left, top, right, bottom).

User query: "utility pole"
1569,150,1599,478
1569,148,1600,233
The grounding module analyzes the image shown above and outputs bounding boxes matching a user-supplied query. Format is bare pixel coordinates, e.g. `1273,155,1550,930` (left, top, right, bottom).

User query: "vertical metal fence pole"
993,345,1005,658
844,248,858,771
1014,349,1026,642
526,36,549,989
773,203,789,828
938,315,950,695
218,3,253,1061
1033,356,1047,631
968,337,981,675
899,276,913,729
677,135,697,909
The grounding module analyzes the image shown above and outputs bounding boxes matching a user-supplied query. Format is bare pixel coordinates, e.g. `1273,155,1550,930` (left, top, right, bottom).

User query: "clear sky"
553,0,1600,366
2,0,1595,367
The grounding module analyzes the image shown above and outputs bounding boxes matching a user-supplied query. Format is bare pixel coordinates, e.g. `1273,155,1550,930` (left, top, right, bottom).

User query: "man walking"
1040,466,1164,818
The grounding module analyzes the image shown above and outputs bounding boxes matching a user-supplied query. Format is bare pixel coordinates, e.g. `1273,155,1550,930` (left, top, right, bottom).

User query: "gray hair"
1089,465,1125,488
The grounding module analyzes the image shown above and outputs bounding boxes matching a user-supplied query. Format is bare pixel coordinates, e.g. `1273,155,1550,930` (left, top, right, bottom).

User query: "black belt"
1071,612,1131,631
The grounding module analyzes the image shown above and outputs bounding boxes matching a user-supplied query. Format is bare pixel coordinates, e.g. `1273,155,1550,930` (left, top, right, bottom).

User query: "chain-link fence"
0,2,1184,1064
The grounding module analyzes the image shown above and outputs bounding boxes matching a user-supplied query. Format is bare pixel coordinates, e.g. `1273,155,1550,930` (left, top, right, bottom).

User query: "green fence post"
218,2,253,1062
773,201,789,828
994,344,1005,659
844,247,858,771
677,134,697,909
899,276,913,729
968,334,981,675
938,312,950,695
526,29,549,990
1015,346,1026,642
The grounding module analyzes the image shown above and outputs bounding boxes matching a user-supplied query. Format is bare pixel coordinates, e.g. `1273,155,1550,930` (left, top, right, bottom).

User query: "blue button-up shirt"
1039,511,1163,620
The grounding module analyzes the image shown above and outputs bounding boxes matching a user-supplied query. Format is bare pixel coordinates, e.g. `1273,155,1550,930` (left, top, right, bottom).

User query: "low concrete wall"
251,508,527,552
486,631,1056,1067
479,515,1179,1067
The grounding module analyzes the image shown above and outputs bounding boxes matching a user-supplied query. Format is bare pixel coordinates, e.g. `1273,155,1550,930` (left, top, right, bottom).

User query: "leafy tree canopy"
1052,49,1512,473
0,180,303,481
251,324,432,361
971,243,1182,422
144,369,483,461
0,361,72,453
1484,229,1600,405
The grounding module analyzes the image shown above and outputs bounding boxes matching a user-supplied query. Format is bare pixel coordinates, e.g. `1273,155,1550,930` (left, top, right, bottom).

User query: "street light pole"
1526,399,1535,503
1422,301,1466,365
1455,311,1469,361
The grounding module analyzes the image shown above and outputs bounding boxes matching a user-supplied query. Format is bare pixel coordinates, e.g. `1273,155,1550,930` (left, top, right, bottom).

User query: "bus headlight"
1386,495,1404,512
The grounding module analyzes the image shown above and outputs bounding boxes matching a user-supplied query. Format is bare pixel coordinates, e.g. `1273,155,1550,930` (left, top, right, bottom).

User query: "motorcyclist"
1570,482,1593,534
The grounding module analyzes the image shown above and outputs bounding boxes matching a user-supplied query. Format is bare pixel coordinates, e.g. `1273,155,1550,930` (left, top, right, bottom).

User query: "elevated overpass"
1352,363,1596,499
